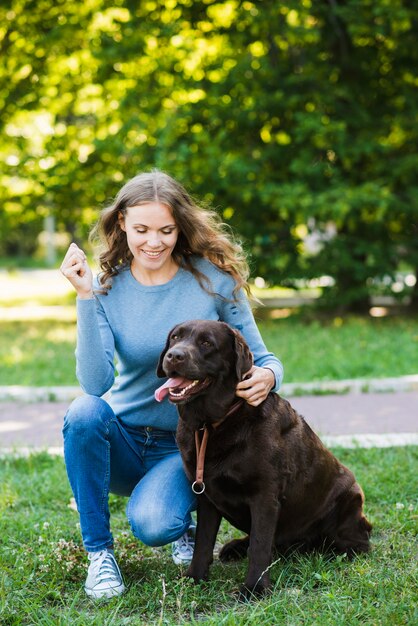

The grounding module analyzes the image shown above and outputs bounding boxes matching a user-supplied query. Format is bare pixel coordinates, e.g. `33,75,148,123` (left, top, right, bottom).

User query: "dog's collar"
211,398,245,428
192,398,245,495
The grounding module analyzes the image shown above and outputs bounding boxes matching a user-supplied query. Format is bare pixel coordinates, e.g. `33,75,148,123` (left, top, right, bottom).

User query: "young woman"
60,170,284,599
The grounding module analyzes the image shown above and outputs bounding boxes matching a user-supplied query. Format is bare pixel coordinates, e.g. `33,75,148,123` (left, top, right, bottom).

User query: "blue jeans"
63,395,196,553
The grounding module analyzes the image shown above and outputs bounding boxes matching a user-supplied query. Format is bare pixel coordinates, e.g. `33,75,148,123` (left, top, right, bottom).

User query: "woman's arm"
75,297,116,396
60,243,116,396
217,286,284,407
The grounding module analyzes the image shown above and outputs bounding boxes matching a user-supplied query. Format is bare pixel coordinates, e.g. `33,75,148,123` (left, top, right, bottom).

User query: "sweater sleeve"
75,297,116,396
215,279,284,392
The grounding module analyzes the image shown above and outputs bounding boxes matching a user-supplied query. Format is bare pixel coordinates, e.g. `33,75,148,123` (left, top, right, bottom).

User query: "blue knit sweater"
75,256,284,431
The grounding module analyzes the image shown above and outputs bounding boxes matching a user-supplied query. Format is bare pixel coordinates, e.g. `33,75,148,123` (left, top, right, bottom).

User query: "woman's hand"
235,366,275,407
60,243,93,298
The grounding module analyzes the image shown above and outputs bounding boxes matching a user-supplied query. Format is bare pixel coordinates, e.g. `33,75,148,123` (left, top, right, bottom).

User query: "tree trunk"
409,270,418,311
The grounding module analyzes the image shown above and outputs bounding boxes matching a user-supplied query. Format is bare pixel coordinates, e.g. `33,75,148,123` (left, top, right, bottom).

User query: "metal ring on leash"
192,480,205,494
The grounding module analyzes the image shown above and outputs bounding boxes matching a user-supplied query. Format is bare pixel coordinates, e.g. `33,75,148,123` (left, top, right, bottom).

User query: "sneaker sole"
172,556,193,566
85,583,126,599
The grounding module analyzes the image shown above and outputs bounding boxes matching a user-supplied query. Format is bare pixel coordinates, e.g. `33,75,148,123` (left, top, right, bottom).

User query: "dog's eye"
171,334,178,341
201,340,212,348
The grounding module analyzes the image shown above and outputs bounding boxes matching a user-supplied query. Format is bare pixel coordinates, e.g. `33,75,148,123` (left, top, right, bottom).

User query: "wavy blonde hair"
90,170,251,298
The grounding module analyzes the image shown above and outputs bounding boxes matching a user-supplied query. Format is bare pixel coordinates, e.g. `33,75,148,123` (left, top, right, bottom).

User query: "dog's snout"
165,347,186,364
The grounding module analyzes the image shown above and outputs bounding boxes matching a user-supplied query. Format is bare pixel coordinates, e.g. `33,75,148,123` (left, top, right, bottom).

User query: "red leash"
192,399,244,495
192,429,209,494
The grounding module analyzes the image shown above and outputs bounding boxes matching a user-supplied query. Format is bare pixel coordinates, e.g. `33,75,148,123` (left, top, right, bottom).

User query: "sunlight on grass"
0,306,76,321
0,320,77,386
1,269,418,386
0,269,75,307
4,345,24,366
46,326,76,341
1,315,418,387
258,315,418,383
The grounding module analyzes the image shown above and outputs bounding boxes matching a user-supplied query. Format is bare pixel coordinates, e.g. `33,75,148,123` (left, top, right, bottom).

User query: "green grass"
0,447,417,625
1,268,417,386
1,272,417,623
1,314,418,386
257,313,418,383
0,268,76,308
0,320,78,386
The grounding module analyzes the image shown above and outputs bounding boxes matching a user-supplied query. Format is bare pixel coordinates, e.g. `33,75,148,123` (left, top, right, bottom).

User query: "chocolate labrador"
155,320,372,599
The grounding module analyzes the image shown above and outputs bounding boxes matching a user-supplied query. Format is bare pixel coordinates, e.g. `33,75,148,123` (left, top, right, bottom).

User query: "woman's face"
119,202,179,277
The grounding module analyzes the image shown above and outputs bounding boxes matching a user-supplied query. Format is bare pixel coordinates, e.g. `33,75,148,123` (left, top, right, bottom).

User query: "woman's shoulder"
189,255,237,292
93,266,130,293
190,255,228,278
190,255,220,275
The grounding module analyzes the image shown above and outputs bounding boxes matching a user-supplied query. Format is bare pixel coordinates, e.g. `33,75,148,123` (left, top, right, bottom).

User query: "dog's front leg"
185,495,222,583
240,497,280,601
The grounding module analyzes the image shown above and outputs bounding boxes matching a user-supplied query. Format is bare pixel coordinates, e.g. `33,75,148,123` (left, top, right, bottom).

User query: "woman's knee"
126,449,196,546
127,497,191,547
63,395,114,436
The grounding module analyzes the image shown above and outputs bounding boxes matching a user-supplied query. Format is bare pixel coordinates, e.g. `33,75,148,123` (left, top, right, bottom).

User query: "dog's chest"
200,459,259,531
182,433,262,499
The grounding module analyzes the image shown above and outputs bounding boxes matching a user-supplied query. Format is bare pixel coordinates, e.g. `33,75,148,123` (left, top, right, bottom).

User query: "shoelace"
175,530,195,554
89,551,120,585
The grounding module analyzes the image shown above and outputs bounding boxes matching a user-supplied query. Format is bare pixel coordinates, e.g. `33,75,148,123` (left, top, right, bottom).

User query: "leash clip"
192,480,205,494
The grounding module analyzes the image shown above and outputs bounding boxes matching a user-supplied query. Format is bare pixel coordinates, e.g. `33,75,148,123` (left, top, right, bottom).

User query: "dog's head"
155,320,253,405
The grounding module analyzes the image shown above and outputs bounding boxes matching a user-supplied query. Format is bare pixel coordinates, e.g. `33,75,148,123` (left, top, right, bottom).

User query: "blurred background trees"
1,0,417,310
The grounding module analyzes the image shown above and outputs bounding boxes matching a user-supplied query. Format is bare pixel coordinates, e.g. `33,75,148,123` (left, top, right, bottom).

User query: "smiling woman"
118,202,179,286
58,168,283,599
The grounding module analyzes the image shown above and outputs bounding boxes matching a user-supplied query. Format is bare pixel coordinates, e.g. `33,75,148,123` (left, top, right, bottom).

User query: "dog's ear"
231,328,253,380
156,325,178,378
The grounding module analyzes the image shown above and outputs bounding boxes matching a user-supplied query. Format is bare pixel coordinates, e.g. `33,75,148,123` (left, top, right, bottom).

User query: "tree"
1,0,417,310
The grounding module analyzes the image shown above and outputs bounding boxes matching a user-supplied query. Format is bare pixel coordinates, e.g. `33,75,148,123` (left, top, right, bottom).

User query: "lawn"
1,268,418,387
0,446,417,625
1,271,417,624
1,314,418,387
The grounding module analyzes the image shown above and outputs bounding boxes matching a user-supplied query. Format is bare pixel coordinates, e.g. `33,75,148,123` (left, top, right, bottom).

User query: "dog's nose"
165,348,186,364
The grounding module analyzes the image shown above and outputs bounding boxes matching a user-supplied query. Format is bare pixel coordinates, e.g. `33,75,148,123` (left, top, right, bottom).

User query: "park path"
1,389,417,452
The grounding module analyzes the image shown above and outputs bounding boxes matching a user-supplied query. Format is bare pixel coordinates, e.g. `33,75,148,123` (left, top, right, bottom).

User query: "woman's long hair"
90,170,251,298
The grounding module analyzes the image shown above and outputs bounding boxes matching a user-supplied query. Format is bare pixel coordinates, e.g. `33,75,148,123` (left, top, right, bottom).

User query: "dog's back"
179,391,371,556
245,392,372,554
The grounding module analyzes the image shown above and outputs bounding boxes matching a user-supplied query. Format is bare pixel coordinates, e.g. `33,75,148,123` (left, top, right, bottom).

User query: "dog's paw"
236,582,270,603
219,537,249,562
184,567,209,585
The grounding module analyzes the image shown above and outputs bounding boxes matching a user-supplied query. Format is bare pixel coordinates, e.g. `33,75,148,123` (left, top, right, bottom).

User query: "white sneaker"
172,525,196,566
84,549,125,599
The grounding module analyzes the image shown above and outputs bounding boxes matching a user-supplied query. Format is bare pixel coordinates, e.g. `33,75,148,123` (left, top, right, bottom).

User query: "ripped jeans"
63,395,196,552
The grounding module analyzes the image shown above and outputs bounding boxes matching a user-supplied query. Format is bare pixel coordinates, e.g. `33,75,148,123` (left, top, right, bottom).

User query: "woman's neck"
130,258,180,286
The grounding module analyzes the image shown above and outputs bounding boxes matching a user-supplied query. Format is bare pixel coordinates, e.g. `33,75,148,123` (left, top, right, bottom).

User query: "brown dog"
155,320,372,599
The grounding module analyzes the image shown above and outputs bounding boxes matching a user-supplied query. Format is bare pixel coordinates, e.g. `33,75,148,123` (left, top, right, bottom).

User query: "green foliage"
1,0,418,308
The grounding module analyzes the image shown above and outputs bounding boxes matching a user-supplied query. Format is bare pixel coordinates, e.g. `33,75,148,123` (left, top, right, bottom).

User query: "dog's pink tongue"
154,377,186,402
